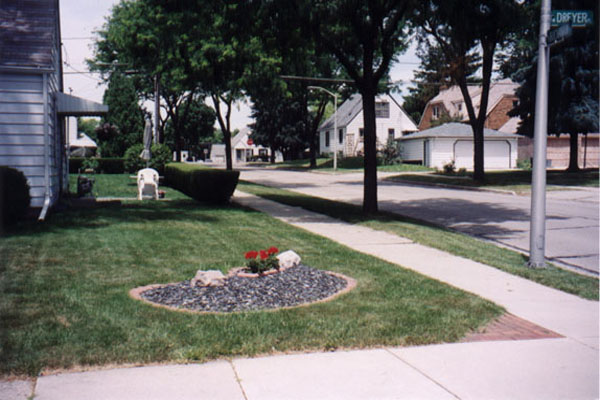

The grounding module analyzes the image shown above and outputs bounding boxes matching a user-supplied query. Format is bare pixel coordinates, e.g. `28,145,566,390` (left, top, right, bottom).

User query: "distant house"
68,117,97,157
318,93,418,157
210,127,281,164
419,79,519,132
0,0,107,219
400,123,519,170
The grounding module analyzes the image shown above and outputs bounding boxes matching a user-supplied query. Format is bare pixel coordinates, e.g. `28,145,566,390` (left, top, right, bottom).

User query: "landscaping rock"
190,270,225,287
277,250,301,269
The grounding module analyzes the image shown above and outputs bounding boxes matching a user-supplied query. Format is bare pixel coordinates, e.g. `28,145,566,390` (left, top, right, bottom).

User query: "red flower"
267,246,279,255
259,250,269,260
245,250,258,259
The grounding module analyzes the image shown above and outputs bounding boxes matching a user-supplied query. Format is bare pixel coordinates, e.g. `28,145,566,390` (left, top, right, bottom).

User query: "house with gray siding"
0,0,107,219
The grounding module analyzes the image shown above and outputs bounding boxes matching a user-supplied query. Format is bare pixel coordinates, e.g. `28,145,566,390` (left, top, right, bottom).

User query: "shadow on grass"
2,199,261,239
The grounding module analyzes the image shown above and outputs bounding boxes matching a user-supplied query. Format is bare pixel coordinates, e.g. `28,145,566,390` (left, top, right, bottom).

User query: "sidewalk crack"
229,359,249,400
384,348,462,399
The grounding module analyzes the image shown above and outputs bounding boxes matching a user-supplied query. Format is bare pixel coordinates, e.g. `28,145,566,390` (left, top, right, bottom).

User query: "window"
388,128,395,140
375,102,390,118
457,103,462,111
432,105,440,118
325,131,330,147
339,129,343,144
359,128,364,137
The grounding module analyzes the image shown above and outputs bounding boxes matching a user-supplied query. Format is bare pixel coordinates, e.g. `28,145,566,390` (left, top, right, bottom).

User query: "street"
238,167,600,275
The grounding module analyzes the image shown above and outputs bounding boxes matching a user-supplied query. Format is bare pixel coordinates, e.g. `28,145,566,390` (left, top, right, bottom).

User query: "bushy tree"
501,0,599,171
100,72,145,157
164,97,216,159
415,0,525,181
310,0,414,213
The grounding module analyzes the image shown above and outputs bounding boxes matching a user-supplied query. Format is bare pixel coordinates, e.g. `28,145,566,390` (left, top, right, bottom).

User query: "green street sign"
551,10,593,27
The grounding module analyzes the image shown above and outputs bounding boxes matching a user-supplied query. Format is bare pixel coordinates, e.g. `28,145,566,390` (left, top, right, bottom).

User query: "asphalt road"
238,167,599,275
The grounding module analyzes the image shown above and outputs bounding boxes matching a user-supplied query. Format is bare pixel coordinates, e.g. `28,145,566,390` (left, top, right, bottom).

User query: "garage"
399,123,519,170
454,140,512,170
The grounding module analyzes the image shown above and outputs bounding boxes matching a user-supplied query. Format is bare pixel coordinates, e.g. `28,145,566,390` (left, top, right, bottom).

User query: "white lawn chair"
137,168,159,200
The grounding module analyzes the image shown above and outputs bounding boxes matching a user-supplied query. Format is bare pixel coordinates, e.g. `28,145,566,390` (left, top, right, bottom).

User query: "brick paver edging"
461,313,563,343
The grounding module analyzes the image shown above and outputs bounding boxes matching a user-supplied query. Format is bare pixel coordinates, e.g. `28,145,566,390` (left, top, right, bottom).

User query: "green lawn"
68,173,189,200
238,182,599,301
386,169,599,193
0,186,502,377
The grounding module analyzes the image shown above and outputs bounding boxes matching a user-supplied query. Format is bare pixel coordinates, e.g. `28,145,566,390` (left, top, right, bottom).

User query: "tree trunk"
360,88,378,214
567,132,580,172
211,94,233,170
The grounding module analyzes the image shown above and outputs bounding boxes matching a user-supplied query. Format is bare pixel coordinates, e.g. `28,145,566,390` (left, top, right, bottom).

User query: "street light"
308,86,338,171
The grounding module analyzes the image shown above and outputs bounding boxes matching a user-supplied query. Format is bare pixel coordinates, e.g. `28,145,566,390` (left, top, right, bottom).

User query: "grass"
237,181,599,301
68,173,189,200
387,169,599,194
0,185,502,377
258,157,433,173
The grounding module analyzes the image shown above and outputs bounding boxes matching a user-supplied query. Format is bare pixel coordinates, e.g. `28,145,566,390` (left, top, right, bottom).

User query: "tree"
416,0,524,181
164,96,216,159
99,72,145,157
310,0,413,213
245,1,339,167
76,118,99,142
89,0,205,161
402,45,454,123
501,0,599,171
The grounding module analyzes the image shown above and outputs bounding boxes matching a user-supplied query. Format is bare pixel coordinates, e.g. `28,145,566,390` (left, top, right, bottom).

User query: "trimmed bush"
124,143,171,174
164,163,239,204
69,158,125,174
0,166,31,227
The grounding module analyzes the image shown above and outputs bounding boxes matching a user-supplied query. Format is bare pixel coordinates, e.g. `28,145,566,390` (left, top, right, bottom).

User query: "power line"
62,37,95,40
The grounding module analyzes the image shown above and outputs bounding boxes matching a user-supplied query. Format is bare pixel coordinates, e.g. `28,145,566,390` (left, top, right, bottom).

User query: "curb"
383,178,518,195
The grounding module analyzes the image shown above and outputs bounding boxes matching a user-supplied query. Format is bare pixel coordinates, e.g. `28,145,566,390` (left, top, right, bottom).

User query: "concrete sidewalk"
4,192,598,400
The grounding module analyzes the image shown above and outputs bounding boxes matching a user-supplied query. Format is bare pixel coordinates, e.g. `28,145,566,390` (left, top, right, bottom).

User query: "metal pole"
307,86,338,171
333,93,338,171
154,74,160,144
528,0,551,268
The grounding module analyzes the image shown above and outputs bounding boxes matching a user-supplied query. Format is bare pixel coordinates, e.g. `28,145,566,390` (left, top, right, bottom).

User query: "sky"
59,0,420,131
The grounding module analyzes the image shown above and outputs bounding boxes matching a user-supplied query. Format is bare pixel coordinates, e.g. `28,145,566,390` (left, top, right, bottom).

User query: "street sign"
551,10,593,27
547,23,573,46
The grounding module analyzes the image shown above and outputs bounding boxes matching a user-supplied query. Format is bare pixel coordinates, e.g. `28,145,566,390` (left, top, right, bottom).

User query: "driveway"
238,167,599,275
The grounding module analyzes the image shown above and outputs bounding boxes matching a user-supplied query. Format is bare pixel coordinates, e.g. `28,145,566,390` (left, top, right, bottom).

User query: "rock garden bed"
130,264,355,313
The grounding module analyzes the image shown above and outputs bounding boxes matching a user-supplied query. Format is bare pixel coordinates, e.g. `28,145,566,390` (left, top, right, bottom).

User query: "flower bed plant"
244,246,280,274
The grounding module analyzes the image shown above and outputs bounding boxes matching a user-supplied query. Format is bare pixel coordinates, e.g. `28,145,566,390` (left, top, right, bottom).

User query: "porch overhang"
56,92,108,116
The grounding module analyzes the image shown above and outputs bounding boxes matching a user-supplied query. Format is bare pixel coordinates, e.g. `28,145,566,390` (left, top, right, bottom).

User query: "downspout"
38,73,51,221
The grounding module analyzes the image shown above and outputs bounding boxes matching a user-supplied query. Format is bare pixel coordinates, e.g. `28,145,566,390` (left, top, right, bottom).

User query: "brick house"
418,79,519,132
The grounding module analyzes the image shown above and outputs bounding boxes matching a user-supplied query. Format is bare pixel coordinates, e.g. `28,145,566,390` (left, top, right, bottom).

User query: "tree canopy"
415,0,524,181
501,0,599,171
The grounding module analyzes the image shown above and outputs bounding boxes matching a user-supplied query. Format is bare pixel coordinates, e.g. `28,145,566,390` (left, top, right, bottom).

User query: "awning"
56,92,108,116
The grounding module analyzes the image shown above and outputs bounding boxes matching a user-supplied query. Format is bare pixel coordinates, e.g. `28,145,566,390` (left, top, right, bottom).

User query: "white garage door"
454,140,510,170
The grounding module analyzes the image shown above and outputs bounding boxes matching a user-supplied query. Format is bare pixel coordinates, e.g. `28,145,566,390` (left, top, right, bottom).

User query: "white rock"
277,250,301,269
191,270,225,287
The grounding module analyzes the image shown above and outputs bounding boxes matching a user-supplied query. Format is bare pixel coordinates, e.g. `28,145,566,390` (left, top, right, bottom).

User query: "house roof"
0,0,59,69
231,127,251,148
401,122,521,140
421,79,519,125
319,94,363,131
56,93,108,116
319,93,418,132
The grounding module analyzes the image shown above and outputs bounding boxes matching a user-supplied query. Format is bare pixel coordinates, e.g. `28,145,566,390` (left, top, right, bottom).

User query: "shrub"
124,143,172,174
517,158,532,170
0,166,31,227
442,160,456,174
164,163,239,204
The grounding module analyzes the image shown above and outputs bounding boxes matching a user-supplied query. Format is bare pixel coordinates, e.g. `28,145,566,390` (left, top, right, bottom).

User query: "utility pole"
154,74,160,144
528,0,551,268
308,86,338,170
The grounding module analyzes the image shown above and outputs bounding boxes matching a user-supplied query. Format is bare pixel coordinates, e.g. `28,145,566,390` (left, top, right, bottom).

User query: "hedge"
1,166,31,227
69,158,125,174
164,163,240,204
